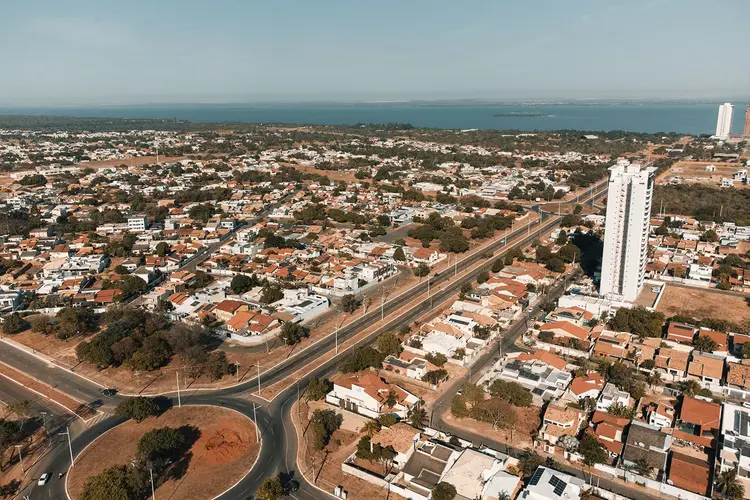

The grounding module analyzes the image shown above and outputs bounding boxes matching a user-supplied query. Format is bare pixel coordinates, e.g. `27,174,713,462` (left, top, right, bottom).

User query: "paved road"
2,184,608,499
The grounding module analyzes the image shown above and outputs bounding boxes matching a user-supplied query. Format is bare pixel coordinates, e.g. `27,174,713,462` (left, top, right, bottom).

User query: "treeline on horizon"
0,114,686,139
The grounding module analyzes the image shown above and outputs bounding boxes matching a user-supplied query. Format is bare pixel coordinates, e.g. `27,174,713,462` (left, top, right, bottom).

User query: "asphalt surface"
0,183,609,500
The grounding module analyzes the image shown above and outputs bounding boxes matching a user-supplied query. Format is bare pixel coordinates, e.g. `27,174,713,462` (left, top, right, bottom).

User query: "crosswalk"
83,410,113,427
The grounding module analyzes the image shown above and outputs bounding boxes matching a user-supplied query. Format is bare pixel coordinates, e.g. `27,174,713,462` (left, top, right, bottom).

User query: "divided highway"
1,183,607,499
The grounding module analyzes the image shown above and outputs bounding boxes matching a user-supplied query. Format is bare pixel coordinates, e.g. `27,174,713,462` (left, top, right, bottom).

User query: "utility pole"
150,467,156,500
60,427,74,466
176,372,181,407
235,362,240,384
257,363,261,395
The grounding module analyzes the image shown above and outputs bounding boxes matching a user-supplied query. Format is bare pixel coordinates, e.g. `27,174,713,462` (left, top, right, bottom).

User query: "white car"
38,473,50,486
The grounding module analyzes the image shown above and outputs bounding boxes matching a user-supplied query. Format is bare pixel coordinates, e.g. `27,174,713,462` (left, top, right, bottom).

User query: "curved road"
10,183,608,500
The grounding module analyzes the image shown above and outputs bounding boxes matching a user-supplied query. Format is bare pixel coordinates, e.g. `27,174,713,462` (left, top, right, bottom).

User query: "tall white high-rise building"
715,102,734,140
599,160,656,302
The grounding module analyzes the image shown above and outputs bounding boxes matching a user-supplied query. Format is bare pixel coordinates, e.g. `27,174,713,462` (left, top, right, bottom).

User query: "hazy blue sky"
1,0,748,105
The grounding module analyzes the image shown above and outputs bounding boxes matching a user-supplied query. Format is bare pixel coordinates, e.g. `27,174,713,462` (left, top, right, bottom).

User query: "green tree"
155,242,170,257
425,352,447,367
230,274,253,294
717,469,745,500
310,409,342,450
413,262,430,277
422,369,448,385
279,322,309,346
341,294,359,313
579,434,608,466
393,247,406,261
80,465,140,500
742,342,750,359
260,284,284,304
129,336,173,371
1,313,28,335
407,404,428,428
432,482,457,500
339,347,384,373
115,397,161,423
694,335,718,353
545,257,565,273
631,458,654,478
377,332,402,357
305,378,331,401
256,477,284,500
477,270,489,284
491,258,505,273
136,427,186,464
701,229,719,242
678,379,702,397
361,420,382,438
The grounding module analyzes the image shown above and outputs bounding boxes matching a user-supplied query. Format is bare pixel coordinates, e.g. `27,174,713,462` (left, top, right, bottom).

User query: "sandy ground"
442,405,542,450
67,406,259,500
656,284,750,323
657,160,748,188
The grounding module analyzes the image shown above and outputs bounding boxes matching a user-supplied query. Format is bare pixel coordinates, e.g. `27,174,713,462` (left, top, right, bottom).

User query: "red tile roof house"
668,452,711,496
566,373,605,402
679,396,720,442
588,411,629,458
325,372,420,419
666,322,697,345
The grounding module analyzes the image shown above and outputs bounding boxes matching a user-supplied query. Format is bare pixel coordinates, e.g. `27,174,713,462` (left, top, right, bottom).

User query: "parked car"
38,473,50,486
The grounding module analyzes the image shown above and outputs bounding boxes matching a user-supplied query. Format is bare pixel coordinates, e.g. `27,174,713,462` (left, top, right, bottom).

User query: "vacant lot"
657,160,747,188
657,284,750,323
67,405,259,500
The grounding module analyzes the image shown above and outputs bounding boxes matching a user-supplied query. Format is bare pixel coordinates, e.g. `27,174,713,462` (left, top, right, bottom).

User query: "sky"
1,0,749,106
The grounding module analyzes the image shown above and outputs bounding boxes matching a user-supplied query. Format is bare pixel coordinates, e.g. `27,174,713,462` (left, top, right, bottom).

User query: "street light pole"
257,363,261,395
14,445,24,473
176,372,181,408
252,402,260,441
40,411,49,439
150,467,156,500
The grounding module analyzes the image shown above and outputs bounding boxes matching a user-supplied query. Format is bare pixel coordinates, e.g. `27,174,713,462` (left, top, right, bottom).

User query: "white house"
325,372,419,419
520,466,586,500
597,383,631,411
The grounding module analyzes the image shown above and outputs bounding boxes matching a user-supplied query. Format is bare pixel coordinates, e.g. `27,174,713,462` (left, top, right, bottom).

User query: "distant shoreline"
493,112,551,118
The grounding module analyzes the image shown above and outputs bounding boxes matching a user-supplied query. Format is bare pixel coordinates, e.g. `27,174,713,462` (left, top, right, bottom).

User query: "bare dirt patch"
443,405,541,449
67,405,259,500
657,160,747,187
656,284,750,323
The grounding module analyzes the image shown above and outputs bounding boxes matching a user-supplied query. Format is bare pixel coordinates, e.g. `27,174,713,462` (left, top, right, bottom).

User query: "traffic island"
66,405,259,500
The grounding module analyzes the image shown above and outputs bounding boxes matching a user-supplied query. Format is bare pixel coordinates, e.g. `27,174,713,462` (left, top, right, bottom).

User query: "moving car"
102,388,117,396
38,473,50,486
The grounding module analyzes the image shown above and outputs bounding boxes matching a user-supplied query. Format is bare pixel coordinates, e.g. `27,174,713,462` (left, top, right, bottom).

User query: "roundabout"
66,405,260,500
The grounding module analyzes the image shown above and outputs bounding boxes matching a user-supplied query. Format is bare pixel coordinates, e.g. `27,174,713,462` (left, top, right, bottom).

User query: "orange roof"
697,329,728,349
569,373,604,396
669,452,710,496
680,397,720,432
687,353,724,381
540,321,590,341
517,350,567,370
727,361,750,390
226,311,255,331
214,299,247,313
